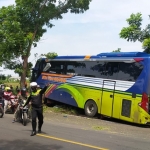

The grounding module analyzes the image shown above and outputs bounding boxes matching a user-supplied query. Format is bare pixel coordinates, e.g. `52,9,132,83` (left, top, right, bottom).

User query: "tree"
0,0,92,87
120,13,150,53
112,48,121,52
0,5,33,84
41,52,58,59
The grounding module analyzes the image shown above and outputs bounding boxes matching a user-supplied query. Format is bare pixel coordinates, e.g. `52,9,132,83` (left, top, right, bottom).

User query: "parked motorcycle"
22,100,28,126
17,99,29,126
0,99,4,118
7,95,18,114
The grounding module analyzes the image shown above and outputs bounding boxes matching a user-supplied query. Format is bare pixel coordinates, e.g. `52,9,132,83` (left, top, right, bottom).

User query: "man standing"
22,82,48,136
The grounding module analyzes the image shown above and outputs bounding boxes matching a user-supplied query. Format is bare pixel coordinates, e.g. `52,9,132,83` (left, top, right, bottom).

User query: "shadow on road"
0,139,63,150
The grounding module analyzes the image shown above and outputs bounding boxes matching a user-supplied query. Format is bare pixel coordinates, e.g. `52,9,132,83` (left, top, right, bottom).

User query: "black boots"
30,130,42,136
30,131,36,136
38,128,42,133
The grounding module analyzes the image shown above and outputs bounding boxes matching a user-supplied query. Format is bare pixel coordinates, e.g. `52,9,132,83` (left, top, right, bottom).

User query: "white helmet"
30,82,37,87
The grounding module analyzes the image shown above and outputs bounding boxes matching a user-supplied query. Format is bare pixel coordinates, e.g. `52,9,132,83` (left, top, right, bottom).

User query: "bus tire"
84,100,98,117
46,99,55,107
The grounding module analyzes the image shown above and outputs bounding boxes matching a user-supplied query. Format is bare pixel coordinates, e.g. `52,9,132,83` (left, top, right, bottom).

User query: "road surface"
0,114,150,150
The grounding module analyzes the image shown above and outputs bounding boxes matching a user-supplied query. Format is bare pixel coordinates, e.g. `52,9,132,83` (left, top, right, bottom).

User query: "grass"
4,82,20,87
43,104,84,116
92,126,109,131
4,82,30,88
3,82,30,94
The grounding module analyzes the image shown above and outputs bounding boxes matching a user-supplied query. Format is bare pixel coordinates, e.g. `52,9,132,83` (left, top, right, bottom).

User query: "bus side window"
60,65,66,74
89,61,107,78
117,62,143,81
56,65,65,74
49,62,66,74
66,64,76,75
66,61,82,76
105,62,119,79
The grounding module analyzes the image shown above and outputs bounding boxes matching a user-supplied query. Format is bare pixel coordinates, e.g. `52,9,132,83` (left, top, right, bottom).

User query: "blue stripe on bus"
46,89,78,107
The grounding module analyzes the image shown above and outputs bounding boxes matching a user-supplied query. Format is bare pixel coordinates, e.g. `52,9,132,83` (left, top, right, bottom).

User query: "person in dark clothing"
22,82,48,136
10,85,13,91
0,85,4,109
15,86,19,93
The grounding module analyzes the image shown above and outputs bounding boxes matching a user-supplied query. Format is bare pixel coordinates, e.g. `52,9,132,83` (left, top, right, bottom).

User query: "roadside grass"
4,82,30,88
92,126,109,131
4,82,20,87
2,82,21,95
43,104,85,116
3,82,30,94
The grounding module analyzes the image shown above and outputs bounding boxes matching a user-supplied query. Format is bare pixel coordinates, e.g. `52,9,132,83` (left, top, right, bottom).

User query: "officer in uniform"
22,82,48,136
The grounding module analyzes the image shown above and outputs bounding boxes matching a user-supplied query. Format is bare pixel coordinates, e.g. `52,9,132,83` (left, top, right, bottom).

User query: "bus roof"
39,52,149,61
97,52,148,57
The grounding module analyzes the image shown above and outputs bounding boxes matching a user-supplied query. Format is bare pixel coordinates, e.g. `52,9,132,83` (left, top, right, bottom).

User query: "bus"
31,52,150,125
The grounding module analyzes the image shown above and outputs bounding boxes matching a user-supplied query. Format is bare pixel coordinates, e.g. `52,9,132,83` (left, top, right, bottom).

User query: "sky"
0,0,150,76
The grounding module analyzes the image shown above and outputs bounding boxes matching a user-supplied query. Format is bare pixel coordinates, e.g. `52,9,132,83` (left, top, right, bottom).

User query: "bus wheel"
46,99,55,107
84,100,98,117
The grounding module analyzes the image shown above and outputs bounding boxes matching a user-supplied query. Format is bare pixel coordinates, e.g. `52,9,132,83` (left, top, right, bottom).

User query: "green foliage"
0,5,28,57
41,52,58,59
0,5,32,79
14,62,32,78
112,48,121,52
0,75,6,80
0,81,4,84
143,38,150,49
120,13,150,53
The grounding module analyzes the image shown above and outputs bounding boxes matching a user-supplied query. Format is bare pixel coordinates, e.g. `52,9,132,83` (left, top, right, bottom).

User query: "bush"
0,80,5,84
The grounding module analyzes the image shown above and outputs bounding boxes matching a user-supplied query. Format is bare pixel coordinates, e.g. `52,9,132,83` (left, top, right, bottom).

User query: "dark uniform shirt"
23,86,47,108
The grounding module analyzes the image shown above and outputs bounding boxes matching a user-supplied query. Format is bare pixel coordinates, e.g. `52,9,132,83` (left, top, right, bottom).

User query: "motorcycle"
20,99,29,126
0,99,4,118
7,95,18,114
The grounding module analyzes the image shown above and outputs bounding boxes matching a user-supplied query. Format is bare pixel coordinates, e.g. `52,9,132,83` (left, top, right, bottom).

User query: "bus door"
100,80,116,117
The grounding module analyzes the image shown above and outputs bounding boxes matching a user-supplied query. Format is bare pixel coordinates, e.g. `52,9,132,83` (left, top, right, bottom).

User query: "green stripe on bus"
66,83,142,98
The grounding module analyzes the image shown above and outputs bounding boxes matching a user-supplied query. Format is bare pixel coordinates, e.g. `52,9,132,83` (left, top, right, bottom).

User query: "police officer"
22,82,48,136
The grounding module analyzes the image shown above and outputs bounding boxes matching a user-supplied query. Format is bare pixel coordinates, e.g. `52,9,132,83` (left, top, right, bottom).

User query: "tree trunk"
20,56,28,88
20,31,36,88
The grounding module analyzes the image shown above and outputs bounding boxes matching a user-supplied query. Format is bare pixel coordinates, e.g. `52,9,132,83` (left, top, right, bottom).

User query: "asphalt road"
0,114,150,150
